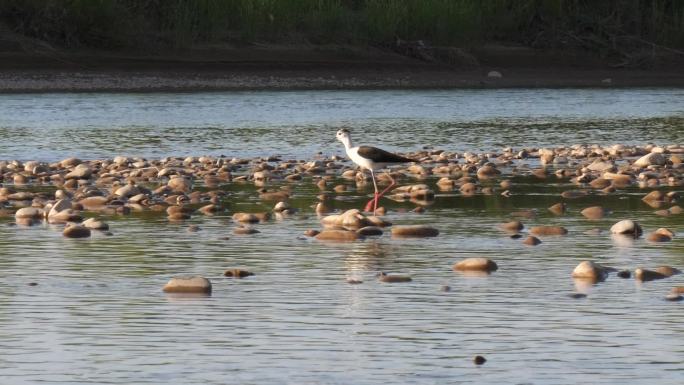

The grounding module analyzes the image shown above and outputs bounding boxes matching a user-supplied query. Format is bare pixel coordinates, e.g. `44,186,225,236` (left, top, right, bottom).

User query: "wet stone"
529,226,568,236
580,206,607,219
315,229,361,242
522,236,542,246
634,268,668,282
572,261,608,281
224,269,254,278
548,203,567,215
617,270,631,279
82,218,109,230
665,293,683,302
304,229,320,237
610,220,642,236
356,226,383,236
162,276,212,294
499,220,523,232
63,225,91,238
234,226,260,235
376,272,412,283
391,225,439,238
453,258,498,272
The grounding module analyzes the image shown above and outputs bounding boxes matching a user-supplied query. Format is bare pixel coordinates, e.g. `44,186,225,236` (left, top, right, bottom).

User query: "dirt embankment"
1,37,683,92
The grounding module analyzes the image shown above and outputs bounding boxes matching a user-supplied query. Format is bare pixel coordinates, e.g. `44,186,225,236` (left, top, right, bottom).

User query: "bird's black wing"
357,146,416,163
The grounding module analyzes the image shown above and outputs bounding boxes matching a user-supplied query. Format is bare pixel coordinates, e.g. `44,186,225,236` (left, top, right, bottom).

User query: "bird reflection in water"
343,241,401,280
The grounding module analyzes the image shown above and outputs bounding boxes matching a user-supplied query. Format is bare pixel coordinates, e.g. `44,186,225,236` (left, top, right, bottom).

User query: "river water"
0,88,683,161
0,88,683,384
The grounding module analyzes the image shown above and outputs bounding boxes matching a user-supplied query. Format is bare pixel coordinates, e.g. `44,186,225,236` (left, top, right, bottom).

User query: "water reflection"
343,241,395,273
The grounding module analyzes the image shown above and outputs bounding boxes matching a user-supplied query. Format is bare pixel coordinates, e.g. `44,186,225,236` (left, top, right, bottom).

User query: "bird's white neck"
339,135,353,151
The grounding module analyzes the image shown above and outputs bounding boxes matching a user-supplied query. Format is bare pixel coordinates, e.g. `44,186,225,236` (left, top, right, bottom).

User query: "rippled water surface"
0,88,683,160
1,88,684,384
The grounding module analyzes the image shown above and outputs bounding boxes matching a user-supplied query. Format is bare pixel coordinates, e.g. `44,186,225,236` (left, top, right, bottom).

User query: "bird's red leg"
377,172,397,200
364,170,379,213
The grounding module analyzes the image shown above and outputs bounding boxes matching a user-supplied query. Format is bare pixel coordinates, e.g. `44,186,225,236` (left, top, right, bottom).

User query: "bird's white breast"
347,146,379,170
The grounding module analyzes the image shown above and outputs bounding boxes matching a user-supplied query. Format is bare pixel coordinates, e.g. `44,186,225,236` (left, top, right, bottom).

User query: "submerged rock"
654,266,681,277
234,226,260,235
376,272,412,283
580,206,607,220
356,226,383,236
529,226,568,236
647,232,672,242
63,224,91,238
224,269,254,278
499,220,523,232
634,268,668,282
665,293,683,302
617,270,631,279
304,229,320,237
391,225,439,238
315,229,361,242
522,236,542,246
548,203,567,215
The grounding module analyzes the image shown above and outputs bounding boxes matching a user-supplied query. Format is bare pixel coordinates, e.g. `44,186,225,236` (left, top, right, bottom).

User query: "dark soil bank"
1,43,683,92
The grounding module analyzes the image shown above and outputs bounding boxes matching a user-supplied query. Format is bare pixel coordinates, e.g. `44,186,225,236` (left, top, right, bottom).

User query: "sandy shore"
1,45,683,92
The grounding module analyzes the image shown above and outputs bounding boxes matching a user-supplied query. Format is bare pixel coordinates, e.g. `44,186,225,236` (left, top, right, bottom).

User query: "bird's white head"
336,128,352,148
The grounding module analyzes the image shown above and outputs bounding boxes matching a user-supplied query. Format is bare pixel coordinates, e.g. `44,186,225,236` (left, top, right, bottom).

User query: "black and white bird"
335,128,416,212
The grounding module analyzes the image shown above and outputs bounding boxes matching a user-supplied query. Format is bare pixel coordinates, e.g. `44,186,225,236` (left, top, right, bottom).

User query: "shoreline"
2,68,684,93
1,46,683,93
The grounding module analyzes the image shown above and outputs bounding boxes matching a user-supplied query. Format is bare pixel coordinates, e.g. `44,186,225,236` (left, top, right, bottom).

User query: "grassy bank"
1,0,683,59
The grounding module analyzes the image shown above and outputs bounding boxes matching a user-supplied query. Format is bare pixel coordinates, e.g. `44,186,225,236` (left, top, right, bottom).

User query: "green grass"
0,0,682,50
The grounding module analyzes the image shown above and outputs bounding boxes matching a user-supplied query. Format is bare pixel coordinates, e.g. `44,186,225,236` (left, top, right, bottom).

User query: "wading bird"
335,128,416,212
